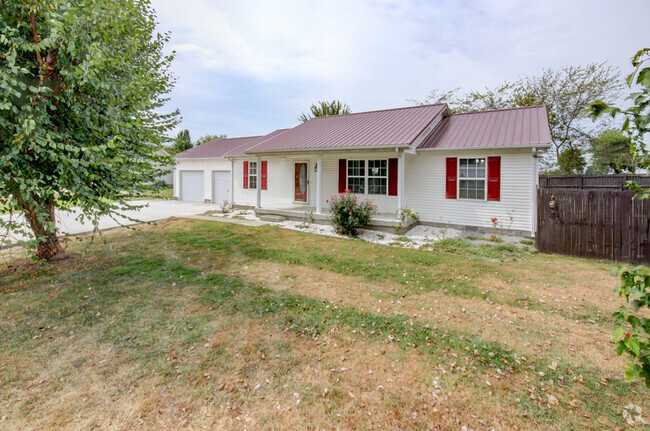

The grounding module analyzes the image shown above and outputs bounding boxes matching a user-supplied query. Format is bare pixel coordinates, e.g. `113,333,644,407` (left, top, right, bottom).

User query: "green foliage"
416,63,622,174
588,50,650,388
611,265,650,388
173,129,192,153
589,48,649,198
0,0,178,259
588,129,636,174
394,207,419,233
298,100,351,123
328,190,378,236
558,147,587,174
195,134,227,145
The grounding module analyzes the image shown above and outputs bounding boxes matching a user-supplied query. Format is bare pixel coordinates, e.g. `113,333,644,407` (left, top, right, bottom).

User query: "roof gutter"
417,143,552,151
244,144,411,155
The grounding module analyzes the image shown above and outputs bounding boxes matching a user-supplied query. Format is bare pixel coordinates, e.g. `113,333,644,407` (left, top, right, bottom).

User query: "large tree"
588,129,636,174
298,100,351,122
0,0,178,260
414,64,623,173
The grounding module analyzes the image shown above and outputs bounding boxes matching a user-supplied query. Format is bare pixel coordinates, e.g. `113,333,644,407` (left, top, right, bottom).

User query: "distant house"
155,148,173,186
174,104,551,236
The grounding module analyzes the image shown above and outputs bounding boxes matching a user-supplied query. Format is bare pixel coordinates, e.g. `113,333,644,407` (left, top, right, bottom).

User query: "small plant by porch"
329,190,378,236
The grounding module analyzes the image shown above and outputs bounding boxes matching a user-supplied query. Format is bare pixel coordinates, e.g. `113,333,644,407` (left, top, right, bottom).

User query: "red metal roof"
175,135,262,159
245,104,447,153
223,129,290,156
417,105,551,150
176,129,290,159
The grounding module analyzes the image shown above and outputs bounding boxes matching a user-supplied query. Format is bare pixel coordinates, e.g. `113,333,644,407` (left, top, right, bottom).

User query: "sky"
149,0,649,141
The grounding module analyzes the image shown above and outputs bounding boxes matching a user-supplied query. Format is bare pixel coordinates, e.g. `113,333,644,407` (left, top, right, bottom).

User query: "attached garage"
180,171,204,202
212,170,231,205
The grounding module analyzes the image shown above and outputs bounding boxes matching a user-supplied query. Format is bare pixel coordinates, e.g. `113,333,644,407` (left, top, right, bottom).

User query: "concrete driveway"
1,200,224,245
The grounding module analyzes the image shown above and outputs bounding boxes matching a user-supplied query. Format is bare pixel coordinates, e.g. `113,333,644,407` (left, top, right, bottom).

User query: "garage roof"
417,105,552,150
175,135,263,159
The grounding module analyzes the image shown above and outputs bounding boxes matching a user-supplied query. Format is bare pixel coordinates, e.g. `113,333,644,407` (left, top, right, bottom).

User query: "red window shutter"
261,161,268,190
338,159,346,193
243,161,249,189
388,158,398,196
487,156,501,201
446,157,457,199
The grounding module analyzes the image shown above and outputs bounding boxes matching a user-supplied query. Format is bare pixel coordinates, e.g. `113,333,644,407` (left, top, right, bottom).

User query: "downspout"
531,147,538,237
230,158,234,207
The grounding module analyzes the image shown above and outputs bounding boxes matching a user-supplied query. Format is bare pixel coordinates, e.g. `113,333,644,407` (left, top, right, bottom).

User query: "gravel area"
278,220,465,248
210,210,468,249
207,210,531,248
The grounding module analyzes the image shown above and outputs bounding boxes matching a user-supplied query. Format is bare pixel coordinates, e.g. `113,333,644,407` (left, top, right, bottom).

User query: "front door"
294,162,308,202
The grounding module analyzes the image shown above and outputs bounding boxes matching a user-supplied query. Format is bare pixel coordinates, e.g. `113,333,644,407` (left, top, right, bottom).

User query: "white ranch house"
173,104,551,236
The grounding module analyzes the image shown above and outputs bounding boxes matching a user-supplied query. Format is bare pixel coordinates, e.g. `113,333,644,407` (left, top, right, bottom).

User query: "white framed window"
347,159,387,195
347,160,365,193
248,161,257,189
459,158,485,199
368,159,387,194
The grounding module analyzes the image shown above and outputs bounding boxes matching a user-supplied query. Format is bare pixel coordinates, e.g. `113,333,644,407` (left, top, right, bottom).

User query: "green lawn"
0,219,647,430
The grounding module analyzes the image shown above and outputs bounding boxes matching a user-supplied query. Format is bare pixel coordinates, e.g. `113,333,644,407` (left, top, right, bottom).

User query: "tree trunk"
15,196,61,261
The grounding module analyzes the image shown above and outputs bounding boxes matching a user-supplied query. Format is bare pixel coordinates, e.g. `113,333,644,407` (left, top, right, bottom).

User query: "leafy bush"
611,265,650,387
394,207,419,233
329,190,378,236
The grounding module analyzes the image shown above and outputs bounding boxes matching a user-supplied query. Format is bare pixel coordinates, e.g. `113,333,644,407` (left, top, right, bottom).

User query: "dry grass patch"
228,259,627,376
1,219,648,430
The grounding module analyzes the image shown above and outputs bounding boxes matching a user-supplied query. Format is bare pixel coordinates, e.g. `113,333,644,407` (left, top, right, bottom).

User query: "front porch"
254,206,417,234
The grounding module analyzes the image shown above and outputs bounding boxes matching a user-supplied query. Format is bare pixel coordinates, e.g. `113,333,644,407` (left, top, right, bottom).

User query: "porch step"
258,214,286,223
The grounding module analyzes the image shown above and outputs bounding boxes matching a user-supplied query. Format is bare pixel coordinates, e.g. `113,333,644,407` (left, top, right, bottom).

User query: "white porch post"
397,151,406,209
256,156,262,208
316,154,323,214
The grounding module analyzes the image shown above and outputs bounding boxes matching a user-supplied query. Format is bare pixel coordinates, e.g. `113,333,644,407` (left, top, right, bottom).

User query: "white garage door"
180,171,204,202
212,170,231,205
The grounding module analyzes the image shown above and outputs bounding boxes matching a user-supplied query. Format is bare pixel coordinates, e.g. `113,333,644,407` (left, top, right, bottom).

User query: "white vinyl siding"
404,149,535,234
229,148,536,235
232,152,399,212
232,158,294,207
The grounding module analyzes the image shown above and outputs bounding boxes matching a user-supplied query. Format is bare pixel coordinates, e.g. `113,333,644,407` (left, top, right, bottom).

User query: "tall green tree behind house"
0,0,178,260
173,129,192,153
299,100,351,122
588,129,636,174
414,63,622,173
195,134,227,145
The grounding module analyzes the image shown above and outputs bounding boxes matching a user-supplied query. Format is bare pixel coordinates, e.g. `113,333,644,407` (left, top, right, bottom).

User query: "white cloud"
150,0,650,137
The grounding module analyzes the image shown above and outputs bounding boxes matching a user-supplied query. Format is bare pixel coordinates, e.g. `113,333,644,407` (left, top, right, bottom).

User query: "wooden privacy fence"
539,174,650,190
536,186,650,264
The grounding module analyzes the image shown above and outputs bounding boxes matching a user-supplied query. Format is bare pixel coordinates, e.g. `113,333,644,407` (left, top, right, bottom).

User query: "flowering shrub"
489,211,515,241
394,207,419,233
329,189,378,235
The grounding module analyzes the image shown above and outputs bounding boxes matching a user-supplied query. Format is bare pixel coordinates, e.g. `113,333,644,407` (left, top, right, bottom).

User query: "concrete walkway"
1,200,231,244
